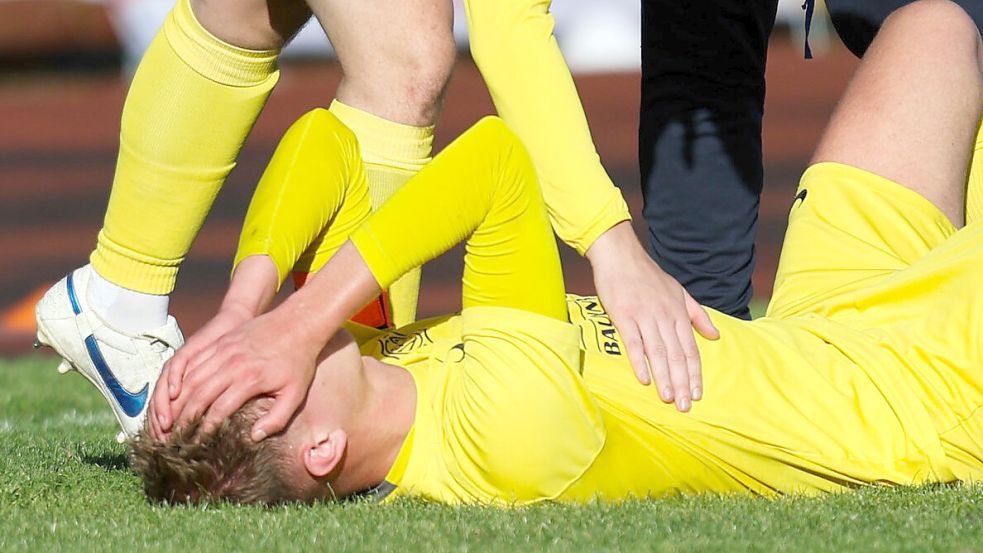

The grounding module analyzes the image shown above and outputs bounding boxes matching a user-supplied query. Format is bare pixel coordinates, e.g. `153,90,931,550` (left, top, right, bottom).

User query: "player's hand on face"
148,304,255,441
586,222,719,412
166,307,322,441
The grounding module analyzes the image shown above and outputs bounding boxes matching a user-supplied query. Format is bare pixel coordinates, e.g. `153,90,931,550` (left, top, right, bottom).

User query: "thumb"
251,387,304,441
685,293,720,340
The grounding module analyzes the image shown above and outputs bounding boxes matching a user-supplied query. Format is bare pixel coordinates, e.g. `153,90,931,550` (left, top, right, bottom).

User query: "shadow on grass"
79,450,130,472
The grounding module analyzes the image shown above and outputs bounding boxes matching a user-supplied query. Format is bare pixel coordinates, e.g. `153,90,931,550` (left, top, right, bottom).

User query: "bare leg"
812,0,983,226
192,0,456,124
191,0,455,122
304,0,455,325
307,0,455,126
193,0,312,50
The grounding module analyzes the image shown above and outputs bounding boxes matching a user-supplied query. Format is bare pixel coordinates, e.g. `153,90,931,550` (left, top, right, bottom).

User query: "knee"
340,34,455,125
885,0,979,43
388,37,457,118
872,0,983,67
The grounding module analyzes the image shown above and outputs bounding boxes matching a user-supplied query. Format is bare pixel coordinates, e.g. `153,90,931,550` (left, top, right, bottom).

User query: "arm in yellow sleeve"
463,0,631,255
234,108,371,288
351,117,567,320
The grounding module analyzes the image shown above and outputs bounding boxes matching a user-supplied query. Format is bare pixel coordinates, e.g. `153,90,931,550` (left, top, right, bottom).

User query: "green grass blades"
1,355,981,553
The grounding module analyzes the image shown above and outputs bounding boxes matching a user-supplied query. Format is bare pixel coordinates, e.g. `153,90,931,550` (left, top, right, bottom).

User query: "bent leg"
812,0,983,226
306,0,454,127
769,0,983,318
352,118,567,321
826,0,983,58
771,2,983,478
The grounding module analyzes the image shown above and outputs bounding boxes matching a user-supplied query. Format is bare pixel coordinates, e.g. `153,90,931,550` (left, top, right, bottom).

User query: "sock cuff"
165,0,279,87
329,100,434,171
365,166,412,209
91,231,181,295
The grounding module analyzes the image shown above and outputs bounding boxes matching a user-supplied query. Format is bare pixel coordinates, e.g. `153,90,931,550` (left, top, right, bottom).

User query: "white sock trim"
87,266,170,334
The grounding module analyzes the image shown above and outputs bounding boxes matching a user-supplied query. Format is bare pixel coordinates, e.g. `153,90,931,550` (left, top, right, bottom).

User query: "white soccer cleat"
35,265,184,440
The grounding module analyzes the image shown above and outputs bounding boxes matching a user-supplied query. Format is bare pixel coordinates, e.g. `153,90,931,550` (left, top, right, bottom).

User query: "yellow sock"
966,119,983,225
329,100,434,326
90,0,279,294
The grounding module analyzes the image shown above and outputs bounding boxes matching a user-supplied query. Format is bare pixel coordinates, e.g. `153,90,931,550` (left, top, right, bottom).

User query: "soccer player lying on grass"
35,0,716,444
135,0,983,504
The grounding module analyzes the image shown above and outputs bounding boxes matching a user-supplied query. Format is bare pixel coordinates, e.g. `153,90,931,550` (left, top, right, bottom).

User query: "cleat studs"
57,360,72,374
35,329,51,348
115,431,127,444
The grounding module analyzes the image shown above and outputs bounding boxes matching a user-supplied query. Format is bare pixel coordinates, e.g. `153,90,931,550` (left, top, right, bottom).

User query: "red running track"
0,39,859,353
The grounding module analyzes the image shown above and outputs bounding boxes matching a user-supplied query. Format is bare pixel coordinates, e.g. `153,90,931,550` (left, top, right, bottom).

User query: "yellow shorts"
768,162,983,481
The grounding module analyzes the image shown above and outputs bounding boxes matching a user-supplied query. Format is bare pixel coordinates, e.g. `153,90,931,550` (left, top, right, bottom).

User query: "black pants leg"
640,0,779,320
827,0,983,58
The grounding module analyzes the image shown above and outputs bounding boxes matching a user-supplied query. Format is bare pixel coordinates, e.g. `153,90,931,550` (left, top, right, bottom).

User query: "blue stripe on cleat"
68,271,149,417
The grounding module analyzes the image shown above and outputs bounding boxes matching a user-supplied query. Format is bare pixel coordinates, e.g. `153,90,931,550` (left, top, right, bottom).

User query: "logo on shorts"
572,297,623,357
791,188,808,209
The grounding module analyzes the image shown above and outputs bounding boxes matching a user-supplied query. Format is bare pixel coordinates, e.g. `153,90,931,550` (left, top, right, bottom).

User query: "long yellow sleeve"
351,117,567,319
463,0,631,255
234,109,370,287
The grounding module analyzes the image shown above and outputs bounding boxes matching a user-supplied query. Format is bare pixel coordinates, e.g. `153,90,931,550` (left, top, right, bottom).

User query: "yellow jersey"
351,292,954,505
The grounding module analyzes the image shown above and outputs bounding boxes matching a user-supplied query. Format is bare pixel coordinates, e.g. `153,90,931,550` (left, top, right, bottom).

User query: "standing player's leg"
93,0,309,329
35,0,311,439
307,0,456,327
639,0,778,320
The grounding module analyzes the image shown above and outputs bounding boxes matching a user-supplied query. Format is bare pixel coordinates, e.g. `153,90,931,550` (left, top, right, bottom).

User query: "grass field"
2,355,982,553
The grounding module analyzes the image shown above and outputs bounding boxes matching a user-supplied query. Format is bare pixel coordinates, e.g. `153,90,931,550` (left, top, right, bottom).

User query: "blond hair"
130,400,312,505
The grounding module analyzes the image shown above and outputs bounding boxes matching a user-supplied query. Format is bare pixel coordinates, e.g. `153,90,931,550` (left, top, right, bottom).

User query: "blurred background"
0,0,858,354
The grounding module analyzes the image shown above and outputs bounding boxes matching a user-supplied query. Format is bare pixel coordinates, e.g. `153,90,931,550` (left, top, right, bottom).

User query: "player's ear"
302,428,347,478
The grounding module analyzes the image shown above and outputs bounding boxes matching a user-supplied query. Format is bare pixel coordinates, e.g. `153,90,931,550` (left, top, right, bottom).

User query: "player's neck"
327,356,416,497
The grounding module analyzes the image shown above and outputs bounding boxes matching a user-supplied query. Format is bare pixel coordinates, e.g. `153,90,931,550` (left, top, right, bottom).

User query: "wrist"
224,255,279,316
218,299,259,321
585,222,646,268
275,292,343,347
